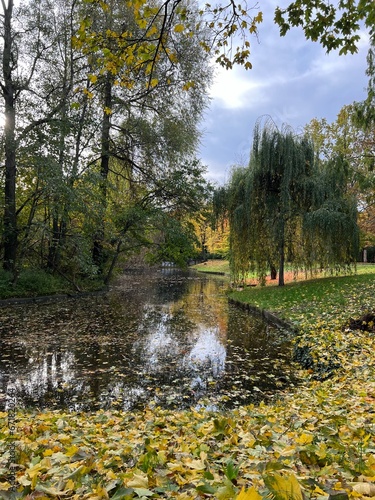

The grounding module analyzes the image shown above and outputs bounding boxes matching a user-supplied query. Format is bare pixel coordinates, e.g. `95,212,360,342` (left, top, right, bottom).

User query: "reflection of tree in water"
220,303,298,401
0,270,298,411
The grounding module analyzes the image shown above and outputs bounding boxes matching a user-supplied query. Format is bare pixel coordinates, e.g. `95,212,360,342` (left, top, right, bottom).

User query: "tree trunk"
92,74,112,270
270,264,277,280
2,0,17,274
278,233,285,286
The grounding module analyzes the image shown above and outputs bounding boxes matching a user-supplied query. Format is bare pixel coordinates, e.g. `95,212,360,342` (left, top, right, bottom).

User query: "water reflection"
0,270,298,411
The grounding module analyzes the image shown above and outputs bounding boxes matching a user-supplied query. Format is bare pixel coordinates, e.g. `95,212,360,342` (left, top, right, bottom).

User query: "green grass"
228,263,375,325
0,268,104,300
191,259,231,274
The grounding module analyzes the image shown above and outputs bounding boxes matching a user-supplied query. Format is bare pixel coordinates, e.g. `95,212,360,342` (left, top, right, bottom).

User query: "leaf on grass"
35,484,71,496
264,472,303,500
127,473,148,489
236,486,262,500
133,487,154,497
110,487,134,499
196,483,217,494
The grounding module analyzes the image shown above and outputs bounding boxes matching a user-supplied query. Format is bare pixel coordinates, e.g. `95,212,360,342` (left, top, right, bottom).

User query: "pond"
0,269,298,412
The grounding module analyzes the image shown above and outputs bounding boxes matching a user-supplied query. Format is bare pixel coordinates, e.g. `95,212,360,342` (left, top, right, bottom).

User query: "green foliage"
223,459,241,482
274,0,374,55
304,104,375,247
0,269,69,299
0,270,13,298
146,217,200,268
219,119,359,286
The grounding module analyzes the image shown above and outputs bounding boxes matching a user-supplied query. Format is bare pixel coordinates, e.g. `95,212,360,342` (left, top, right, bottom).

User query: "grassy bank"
191,259,231,275
0,268,105,301
1,266,375,499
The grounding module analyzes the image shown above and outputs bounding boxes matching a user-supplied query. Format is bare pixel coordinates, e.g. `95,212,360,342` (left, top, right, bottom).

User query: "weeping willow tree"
214,118,359,286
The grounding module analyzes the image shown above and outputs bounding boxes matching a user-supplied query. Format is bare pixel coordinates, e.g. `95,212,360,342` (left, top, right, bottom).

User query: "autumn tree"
1,0,18,273
304,36,375,253
68,0,215,272
0,0,216,285
0,0,96,278
215,119,359,286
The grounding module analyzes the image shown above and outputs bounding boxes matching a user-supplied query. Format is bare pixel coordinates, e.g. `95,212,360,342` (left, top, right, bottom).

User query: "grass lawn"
1,264,375,499
191,259,231,275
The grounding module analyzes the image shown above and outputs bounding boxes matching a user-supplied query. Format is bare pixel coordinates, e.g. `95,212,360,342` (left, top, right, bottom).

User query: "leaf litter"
1,271,375,498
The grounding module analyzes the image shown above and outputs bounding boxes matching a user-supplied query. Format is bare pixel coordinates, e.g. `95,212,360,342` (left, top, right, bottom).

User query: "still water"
0,270,297,412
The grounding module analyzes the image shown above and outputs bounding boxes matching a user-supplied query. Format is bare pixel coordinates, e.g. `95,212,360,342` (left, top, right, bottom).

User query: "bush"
0,269,69,299
0,270,13,298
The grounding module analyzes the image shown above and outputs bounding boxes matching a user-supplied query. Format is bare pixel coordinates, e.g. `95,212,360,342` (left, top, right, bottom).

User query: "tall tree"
76,0,213,272
0,0,90,277
0,0,214,283
1,0,17,272
215,119,359,286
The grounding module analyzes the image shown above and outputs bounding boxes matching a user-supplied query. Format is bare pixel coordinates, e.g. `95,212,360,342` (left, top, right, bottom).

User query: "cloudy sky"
199,0,370,186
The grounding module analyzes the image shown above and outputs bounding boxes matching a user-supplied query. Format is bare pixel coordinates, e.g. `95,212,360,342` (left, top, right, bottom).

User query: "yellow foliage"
174,23,185,33
264,472,303,500
236,486,262,499
296,432,314,445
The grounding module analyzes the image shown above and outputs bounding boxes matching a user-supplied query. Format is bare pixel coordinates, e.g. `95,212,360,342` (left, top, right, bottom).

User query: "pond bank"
0,288,109,307
228,297,296,331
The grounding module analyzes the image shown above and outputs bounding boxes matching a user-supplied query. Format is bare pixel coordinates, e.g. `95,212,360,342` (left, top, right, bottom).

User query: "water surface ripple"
0,269,298,411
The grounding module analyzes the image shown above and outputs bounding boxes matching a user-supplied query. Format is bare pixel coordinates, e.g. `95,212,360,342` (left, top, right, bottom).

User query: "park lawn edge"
1,269,375,498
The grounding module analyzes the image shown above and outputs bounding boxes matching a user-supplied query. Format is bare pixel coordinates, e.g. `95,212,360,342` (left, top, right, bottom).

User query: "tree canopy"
0,0,214,284
215,119,359,286
275,0,374,56
1,0,373,285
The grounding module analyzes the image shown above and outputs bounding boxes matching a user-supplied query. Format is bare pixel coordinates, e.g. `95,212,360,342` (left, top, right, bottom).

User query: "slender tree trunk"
92,74,112,269
278,233,285,286
2,0,17,274
47,213,60,269
270,264,277,280
47,102,67,270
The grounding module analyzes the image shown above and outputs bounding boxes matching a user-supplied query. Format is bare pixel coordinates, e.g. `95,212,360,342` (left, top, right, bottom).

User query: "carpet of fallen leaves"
1,274,375,499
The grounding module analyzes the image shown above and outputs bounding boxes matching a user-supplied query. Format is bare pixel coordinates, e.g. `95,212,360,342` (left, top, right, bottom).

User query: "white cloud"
209,66,266,109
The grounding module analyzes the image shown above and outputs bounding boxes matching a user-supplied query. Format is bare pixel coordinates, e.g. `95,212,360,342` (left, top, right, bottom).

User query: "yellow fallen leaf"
296,432,314,445
185,458,206,470
65,479,75,491
313,486,327,495
236,486,262,500
127,472,148,489
65,444,79,457
264,472,303,500
352,483,375,496
0,481,11,491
